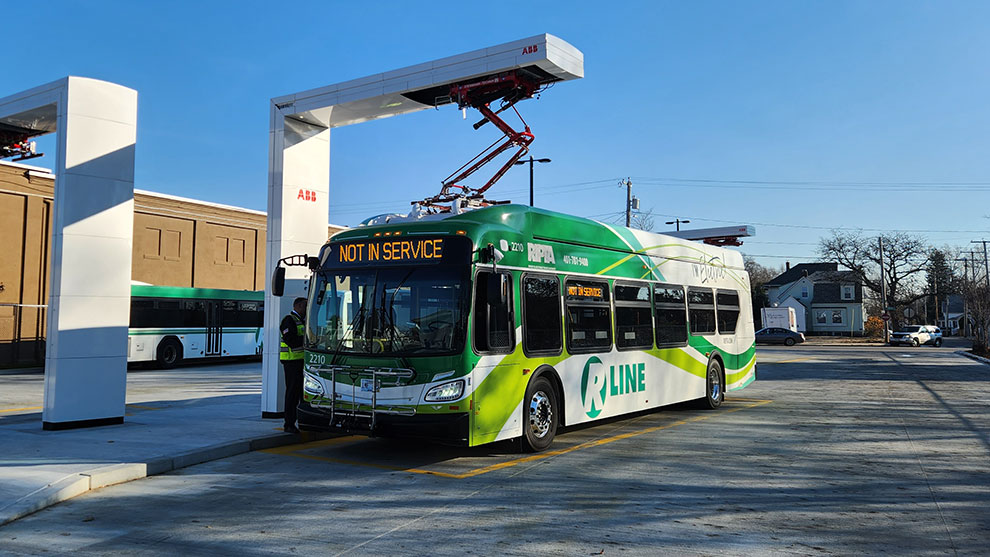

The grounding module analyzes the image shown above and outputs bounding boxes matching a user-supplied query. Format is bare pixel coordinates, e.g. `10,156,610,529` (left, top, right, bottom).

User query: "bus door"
205,301,223,356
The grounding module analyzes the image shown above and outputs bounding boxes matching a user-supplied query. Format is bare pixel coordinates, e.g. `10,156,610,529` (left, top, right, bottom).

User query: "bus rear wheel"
523,376,558,452
156,338,183,369
698,358,725,410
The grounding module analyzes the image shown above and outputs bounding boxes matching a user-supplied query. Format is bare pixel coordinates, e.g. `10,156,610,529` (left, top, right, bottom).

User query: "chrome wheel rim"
529,390,553,439
710,371,721,400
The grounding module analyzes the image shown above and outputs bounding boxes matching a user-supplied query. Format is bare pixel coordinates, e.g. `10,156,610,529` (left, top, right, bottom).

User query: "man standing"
279,297,307,433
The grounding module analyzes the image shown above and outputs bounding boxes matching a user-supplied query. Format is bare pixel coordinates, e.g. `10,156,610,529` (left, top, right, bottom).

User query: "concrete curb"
0,431,317,527
956,350,990,365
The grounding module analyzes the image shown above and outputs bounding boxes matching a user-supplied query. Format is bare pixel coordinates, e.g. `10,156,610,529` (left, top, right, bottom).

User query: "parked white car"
889,325,943,347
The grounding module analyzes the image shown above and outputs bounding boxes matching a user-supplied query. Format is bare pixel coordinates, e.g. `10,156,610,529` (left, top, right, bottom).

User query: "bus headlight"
303,374,324,396
424,380,464,402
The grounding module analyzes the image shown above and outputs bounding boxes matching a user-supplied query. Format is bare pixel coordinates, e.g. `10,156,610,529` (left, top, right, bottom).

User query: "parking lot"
2,342,988,555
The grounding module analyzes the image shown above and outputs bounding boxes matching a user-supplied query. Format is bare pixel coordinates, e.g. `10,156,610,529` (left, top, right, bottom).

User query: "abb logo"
297,189,317,202
521,44,538,55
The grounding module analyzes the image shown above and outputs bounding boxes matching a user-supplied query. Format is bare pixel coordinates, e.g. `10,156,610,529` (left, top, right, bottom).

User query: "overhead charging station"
263,33,584,417
0,77,137,429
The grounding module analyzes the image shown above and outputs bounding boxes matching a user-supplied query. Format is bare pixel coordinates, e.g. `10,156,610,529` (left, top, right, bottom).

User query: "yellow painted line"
267,400,772,479
762,357,814,364
0,406,43,414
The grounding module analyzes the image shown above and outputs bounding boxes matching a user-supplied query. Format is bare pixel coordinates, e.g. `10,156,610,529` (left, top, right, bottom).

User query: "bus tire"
698,358,725,410
156,338,183,369
522,375,558,452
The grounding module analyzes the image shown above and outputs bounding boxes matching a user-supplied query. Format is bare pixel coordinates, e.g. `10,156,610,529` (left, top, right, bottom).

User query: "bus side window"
182,300,206,327
157,299,183,328
688,287,716,335
474,271,514,354
522,275,562,355
130,298,155,328
564,278,612,353
654,284,687,347
614,282,653,350
716,290,740,334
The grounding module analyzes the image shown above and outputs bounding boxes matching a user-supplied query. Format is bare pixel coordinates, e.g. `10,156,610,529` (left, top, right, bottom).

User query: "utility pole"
971,240,990,289
665,218,690,231
622,177,632,227
933,274,939,329
879,236,888,343
957,256,970,337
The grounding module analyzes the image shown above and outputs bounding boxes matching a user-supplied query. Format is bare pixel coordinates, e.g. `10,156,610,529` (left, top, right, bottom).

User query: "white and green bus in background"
128,285,264,368
286,205,755,451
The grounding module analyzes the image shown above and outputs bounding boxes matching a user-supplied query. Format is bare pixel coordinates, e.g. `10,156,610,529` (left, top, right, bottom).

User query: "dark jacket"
280,311,305,351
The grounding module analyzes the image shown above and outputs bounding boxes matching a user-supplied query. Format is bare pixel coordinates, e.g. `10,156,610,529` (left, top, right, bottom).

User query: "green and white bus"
128,285,264,368
295,205,755,450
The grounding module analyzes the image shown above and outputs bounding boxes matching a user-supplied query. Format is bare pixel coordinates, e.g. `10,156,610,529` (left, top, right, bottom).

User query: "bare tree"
744,257,784,325
818,230,931,326
613,207,656,231
964,283,990,353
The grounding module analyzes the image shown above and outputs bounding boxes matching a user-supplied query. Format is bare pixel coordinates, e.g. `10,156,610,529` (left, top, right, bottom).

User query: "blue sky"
6,1,990,269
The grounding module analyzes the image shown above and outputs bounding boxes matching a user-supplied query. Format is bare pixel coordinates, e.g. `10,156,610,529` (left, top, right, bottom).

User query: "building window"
842,285,854,300
832,310,843,324
801,286,809,298
816,311,827,324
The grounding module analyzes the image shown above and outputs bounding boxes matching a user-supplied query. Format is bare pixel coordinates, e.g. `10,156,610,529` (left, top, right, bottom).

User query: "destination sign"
566,281,609,302
326,236,471,268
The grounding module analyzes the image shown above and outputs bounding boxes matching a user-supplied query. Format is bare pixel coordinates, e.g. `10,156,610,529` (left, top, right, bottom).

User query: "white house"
764,263,866,335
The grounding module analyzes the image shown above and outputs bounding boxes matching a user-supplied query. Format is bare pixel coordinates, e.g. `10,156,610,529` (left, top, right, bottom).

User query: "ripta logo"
527,242,555,264
693,255,726,284
581,357,647,418
521,44,539,55
297,189,317,202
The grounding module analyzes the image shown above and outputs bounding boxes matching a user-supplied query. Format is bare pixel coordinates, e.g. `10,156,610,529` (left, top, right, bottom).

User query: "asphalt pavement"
1,340,987,555
0,360,299,526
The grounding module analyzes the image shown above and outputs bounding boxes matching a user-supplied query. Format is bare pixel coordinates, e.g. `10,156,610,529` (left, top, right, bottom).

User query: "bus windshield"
307,266,468,356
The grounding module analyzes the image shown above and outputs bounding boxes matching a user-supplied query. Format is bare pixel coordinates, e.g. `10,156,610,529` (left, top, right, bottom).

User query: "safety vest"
279,312,305,361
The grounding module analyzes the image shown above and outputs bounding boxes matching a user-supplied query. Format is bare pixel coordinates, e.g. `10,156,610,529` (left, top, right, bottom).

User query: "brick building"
0,160,343,366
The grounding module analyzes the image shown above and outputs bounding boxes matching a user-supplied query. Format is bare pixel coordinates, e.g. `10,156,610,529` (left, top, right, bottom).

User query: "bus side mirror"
307,256,320,271
272,266,286,297
479,244,504,265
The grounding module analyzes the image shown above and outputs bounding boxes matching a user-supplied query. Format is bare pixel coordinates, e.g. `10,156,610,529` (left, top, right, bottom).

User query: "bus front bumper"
297,401,470,445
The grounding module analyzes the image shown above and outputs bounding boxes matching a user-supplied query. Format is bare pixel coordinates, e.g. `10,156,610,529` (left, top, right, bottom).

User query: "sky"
5,0,990,270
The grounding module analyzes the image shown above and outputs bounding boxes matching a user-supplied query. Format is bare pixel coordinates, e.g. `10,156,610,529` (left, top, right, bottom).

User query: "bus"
291,205,755,450
128,285,264,368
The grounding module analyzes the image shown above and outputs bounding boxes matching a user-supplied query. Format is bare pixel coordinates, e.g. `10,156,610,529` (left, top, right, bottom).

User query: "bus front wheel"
523,376,558,452
156,338,183,369
698,358,725,410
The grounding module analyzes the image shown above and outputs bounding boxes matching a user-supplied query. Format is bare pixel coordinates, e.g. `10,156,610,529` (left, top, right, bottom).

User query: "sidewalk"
0,393,305,526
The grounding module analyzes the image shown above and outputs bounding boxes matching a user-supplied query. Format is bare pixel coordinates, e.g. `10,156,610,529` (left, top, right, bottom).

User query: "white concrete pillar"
0,76,137,429
262,110,330,417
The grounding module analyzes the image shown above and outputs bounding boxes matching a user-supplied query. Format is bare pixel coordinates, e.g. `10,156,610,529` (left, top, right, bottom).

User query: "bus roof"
130,285,264,301
330,204,746,272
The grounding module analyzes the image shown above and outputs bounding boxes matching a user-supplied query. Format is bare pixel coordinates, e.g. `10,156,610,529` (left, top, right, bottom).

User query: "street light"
665,218,690,231
514,156,551,206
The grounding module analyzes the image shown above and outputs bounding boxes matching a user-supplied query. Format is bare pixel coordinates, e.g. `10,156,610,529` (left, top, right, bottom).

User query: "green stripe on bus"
130,285,264,301
129,328,261,335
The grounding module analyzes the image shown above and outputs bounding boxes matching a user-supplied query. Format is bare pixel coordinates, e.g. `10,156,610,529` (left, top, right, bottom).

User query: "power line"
656,212,990,234
632,176,990,189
